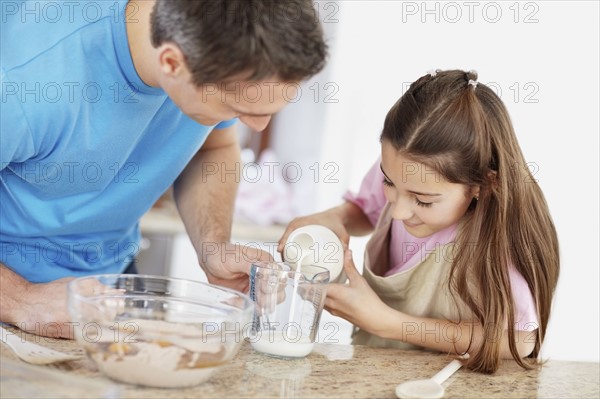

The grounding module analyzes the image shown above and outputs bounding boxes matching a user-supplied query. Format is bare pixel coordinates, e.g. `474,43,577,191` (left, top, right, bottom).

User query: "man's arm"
174,125,240,248
173,125,270,291
0,263,74,338
0,264,29,323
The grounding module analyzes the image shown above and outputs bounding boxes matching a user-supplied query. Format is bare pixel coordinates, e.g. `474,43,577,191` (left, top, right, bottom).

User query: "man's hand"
200,243,274,292
1,265,75,339
20,277,75,338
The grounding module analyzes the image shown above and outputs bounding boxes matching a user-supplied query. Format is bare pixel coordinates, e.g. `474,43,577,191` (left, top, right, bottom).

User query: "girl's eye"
382,178,394,187
416,198,432,207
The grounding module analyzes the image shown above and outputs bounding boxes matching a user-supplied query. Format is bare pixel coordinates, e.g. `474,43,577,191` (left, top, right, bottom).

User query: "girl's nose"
390,197,413,221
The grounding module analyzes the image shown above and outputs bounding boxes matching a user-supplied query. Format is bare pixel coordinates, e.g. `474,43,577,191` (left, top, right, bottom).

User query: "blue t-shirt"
0,1,236,282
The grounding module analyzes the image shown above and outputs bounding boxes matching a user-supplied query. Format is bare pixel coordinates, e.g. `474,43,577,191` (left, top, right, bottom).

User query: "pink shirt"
344,160,539,330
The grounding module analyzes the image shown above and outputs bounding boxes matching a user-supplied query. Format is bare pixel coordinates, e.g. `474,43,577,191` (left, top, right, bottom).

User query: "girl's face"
381,141,478,238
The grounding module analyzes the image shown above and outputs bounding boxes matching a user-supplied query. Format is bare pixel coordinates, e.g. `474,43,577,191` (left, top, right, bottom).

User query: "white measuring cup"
284,225,344,282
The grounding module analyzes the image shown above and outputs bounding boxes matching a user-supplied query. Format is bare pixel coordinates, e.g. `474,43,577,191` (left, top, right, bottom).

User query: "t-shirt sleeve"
214,118,238,130
509,268,539,331
1,69,36,170
343,158,388,227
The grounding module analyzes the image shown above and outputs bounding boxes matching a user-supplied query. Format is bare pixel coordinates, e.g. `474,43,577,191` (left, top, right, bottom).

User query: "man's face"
161,67,298,132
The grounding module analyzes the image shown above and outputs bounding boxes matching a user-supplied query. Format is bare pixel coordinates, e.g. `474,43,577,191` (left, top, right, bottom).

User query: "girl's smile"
402,220,422,228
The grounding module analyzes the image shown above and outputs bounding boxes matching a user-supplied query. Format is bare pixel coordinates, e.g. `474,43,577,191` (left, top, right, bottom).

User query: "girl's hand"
324,250,390,336
277,209,350,255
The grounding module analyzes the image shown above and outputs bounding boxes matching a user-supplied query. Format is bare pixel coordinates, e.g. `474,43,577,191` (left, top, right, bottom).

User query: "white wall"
166,1,598,362
269,1,599,362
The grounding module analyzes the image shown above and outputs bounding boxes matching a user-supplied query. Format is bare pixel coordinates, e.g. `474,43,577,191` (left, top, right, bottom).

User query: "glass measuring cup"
248,262,330,358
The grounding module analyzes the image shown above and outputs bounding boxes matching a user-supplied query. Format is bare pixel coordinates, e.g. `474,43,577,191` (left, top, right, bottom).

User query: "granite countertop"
140,207,286,241
1,326,598,398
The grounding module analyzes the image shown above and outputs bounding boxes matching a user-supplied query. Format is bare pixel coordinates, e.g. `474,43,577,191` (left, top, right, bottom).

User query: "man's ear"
157,43,186,77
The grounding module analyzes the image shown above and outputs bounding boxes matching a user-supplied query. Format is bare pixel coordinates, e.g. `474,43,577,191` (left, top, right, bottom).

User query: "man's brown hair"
150,0,327,85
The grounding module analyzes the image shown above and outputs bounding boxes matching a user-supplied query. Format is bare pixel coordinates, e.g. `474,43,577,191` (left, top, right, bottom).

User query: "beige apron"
352,203,473,349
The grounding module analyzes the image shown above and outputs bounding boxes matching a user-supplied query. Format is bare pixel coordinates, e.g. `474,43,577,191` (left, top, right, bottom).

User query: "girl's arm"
375,310,536,359
325,251,536,359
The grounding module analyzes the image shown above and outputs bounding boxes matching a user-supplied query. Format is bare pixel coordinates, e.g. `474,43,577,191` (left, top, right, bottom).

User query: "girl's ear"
474,171,498,200
471,185,481,201
486,170,498,189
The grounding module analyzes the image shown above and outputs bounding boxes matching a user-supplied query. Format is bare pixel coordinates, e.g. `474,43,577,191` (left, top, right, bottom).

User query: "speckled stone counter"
1,326,598,398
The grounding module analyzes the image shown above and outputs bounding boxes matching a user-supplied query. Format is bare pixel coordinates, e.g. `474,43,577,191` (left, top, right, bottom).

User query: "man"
0,0,327,338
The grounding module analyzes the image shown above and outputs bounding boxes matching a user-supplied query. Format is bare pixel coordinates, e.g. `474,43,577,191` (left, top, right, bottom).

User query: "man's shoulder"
1,0,125,70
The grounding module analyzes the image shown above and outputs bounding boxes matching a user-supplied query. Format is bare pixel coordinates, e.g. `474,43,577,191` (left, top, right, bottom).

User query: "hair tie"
467,69,478,88
427,69,440,78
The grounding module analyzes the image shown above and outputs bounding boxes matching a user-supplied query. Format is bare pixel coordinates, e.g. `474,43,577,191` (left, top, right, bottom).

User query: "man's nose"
240,115,272,132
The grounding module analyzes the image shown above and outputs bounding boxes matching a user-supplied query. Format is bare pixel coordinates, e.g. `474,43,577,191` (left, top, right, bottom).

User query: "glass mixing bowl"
68,274,252,388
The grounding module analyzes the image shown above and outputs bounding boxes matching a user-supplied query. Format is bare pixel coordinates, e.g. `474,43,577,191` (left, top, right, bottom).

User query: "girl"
279,70,559,373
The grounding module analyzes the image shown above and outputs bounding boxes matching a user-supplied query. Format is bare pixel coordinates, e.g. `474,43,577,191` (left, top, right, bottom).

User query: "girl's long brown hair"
381,70,559,373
